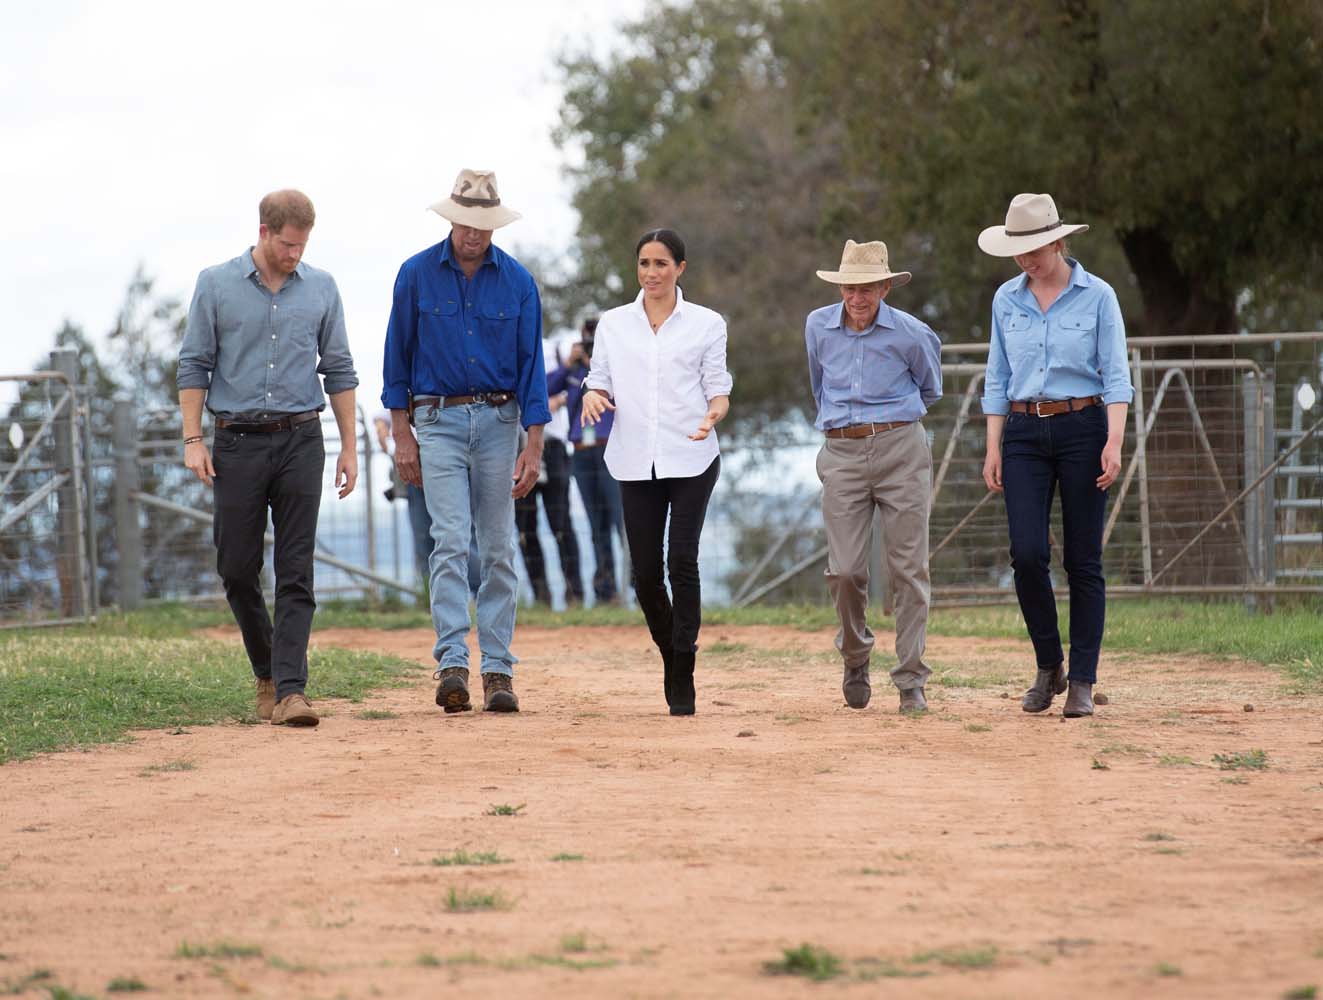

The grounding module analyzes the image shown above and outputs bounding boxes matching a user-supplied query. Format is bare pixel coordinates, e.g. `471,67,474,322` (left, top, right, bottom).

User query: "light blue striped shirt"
178,249,358,420
980,258,1134,416
805,300,943,431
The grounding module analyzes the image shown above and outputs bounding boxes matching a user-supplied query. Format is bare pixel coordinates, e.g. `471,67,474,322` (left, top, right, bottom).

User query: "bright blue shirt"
547,361,614,445
381,238,550,429
178,249,358,419
805,300,943,431
980,258,1134,416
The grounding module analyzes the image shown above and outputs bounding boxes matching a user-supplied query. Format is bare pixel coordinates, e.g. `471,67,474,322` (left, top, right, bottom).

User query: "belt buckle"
1034,400,1049,418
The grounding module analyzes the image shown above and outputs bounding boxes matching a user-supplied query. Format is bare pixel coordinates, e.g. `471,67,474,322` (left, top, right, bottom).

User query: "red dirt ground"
2,623,1322,998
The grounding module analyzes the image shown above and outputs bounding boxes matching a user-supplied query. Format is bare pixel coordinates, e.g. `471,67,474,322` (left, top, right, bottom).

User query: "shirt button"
269,363,274,368
272,304,277,310
271,334,276,340
267,392,272,396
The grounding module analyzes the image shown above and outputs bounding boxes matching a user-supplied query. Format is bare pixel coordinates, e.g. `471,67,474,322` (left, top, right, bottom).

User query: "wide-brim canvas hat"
815,240,911,286
429,168,522,230
978,193,1088,257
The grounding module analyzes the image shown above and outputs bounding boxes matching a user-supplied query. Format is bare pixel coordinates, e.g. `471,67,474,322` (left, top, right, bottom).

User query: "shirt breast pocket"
1056,313,1098,370
1003,311,1037,371
481,300,520,355
418,297,459,322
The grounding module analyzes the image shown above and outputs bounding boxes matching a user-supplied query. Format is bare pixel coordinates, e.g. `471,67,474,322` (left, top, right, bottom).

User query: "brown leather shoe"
1062,680,1095,718
899,687,928,714
843,663,871,709
482,672,519,713
271,692,319,727
435,666,472,714
1022,663,1068,713
255,677,276,721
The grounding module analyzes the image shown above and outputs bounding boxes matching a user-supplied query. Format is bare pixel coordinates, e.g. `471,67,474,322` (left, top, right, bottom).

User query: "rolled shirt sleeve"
177,271,218,391
316,276,359,395
913,324,944,410
980,301,1013,416
582,319,614,398
699,316,734,400
1097,286,1135,406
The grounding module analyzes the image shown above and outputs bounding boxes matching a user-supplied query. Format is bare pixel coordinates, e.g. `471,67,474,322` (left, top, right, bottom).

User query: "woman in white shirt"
581,228,732,716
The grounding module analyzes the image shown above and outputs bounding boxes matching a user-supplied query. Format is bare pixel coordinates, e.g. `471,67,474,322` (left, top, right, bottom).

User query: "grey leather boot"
1062,680,1095,718
1021,663,1067,713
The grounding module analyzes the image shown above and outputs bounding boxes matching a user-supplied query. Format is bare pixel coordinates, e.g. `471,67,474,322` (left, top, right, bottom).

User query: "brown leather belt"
409,391,516,421
825,420,913,439
1009,395,1103,417
574,439,606,451
215,410,320,433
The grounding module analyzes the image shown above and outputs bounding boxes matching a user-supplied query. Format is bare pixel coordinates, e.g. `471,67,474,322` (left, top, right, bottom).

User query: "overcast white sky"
0,0,640,409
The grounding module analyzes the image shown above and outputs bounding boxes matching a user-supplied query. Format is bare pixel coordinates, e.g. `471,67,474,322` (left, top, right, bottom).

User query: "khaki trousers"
816,422,932,691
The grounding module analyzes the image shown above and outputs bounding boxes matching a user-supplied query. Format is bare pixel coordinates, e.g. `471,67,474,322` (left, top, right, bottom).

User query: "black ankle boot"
660,648,675,708
670,650,696,716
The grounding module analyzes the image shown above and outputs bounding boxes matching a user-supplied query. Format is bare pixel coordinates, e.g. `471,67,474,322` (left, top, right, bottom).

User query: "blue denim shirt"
805,301,943,431
547,361,614,445
980,258,1134,415
381,238,550,430
177,249,358,419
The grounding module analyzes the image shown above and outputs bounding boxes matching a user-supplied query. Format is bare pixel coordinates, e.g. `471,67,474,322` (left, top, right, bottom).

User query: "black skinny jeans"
515,439,583,601
212,420,324,700
619,456,720,655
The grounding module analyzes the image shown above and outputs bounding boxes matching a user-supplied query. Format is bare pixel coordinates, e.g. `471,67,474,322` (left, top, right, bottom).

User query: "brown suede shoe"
1022,663,1068,713
255,677,276,721
271,692,319,727
1062,680,1095,718
482,672,519,713
843,663,871,709
899,687,928,714
435,666,472,714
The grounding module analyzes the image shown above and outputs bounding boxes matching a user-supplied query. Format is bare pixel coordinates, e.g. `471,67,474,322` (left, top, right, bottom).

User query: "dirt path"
3,624,1322,998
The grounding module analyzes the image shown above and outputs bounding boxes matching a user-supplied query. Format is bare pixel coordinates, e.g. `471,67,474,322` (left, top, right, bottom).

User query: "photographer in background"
548,318,623,606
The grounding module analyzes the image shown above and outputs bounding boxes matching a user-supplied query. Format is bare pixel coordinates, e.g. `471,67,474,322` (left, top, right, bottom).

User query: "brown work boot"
255,677,276,721
435,666,472,714
898,687,928,714
271,692,319,727
482,672,520,713
1022,663,1068,713
842,662,871,709
1062,680,1095,718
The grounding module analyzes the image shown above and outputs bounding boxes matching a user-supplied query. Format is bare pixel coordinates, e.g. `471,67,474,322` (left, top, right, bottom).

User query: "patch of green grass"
854,958,931,980
560,932,591,953
774,713,804,724
106,976,149,992
139,759,195,775
763,944,843,981
1283,987,1317,1000
1091,758,1110,770
431,849,511,867
910,946,999,969
1154,847,1185,856
965,723,992,733
0,970,53,995
265,955,313,973
1158,755,1197,767
1213,749,1269,771
1143,832,1177,842
416,953,441,967
0,624,419,762
706,641,750,654
1221,775,1249,784
486,803,526,817
445,887,512,912
928,669,1013,689
1098,743,1149,757
1155,962,1183,976
550,852,585,862
174,941,263,960
355,709,399,720
40,986,97,1000
530,954,618,971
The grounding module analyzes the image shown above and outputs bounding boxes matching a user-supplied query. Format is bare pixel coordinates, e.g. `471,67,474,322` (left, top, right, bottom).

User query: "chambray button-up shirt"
805,300,943,431
177,249,358,419
980,258,1134,416
381,238,550,430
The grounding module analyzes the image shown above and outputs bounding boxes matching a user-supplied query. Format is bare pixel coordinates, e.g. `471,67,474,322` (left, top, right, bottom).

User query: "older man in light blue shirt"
806,240,942,715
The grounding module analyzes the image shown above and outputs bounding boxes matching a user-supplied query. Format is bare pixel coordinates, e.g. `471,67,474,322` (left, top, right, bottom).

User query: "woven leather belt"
215,410,320,433
410,391,516,420
824,420,913,439
1009,395,1103,417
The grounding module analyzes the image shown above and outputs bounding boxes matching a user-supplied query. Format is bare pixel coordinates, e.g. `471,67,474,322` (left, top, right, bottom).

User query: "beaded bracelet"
183,435,204,445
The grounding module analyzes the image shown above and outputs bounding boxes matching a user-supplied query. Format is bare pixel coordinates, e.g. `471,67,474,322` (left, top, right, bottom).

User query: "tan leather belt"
410,391,516,421
824,420,913,439
1009,395,1103,417
574,439,606,451
215,410,319,433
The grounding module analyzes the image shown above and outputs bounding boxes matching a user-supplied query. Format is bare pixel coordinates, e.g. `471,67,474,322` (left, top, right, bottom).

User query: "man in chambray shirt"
178,189,359,729
382,168,550,715
806,240,942,715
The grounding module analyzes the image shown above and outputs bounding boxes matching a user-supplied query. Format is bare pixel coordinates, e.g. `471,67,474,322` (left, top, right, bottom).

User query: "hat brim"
816,269,911,287
977,223,1088,258
429,199,522,231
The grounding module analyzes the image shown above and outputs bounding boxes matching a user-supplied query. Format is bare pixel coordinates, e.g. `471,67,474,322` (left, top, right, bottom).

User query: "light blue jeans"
415,399,521,677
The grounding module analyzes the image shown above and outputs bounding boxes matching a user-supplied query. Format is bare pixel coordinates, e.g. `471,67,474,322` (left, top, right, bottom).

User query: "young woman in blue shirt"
978,194,1134,718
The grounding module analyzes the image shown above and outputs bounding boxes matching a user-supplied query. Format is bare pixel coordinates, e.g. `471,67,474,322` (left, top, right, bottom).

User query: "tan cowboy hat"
429,168,522,230
815,240,911,286
978,193,1088,257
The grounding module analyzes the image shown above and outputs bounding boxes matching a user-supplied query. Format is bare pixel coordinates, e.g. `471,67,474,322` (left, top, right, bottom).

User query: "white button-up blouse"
583,287,733,481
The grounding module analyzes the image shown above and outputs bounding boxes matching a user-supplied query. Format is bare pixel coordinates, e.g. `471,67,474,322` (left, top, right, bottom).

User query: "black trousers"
516,439,584,602
619,456,720,655
212,420,324,701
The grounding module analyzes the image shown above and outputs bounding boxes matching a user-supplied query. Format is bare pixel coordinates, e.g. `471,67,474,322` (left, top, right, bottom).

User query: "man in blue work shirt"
179,189,360,729
806,240,943,715
383,169,550,714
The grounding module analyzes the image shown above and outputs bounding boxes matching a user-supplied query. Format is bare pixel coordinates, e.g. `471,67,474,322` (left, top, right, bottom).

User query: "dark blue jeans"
1001,405,1109,683
572,444,624,602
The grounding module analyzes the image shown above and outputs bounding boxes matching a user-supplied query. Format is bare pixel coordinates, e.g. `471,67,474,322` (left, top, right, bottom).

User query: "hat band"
452,193,501,208
1005,219,1063,237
